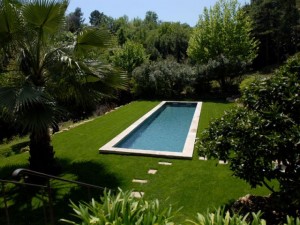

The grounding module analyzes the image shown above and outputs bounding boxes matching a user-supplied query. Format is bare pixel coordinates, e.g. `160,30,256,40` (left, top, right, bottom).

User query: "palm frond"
20,98,61,133
0,83,60,133
74,28,113,57
49,50,128,91
85,63,128,91
22,0,68,35
0,86,18,112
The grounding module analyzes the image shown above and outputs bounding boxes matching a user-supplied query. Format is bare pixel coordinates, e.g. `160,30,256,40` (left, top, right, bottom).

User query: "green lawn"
0,101,271,224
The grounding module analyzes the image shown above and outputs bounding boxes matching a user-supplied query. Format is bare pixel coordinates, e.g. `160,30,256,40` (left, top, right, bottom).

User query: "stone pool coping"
99,101,202,159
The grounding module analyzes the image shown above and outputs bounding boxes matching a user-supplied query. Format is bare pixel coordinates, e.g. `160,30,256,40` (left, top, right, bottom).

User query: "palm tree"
0,0,127,174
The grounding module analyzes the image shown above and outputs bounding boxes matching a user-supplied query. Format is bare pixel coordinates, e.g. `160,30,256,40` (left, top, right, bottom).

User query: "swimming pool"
99,101,202,158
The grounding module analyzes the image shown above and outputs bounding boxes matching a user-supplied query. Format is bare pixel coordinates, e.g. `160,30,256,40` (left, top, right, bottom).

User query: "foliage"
239,75,258,93
144,11,159,29
187,208,265,225
89,10,114,31
245,0,299,68
132,60,195,99
111,40,149,75
0,0,126,173
199,54,300,214
66,7,85,33
187,0,258,91
153,22,191,62
60,189,177,225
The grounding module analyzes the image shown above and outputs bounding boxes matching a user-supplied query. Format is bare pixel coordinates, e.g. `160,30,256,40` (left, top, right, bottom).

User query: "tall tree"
0,0,126,174
144,11,159,29
154,22,191,62
246,0,299,67
89,10,114,30
66,7,85,32
187,0,258,91
111,40,149,75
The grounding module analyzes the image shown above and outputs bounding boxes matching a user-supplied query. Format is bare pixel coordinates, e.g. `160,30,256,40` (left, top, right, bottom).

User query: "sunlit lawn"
0,101,271,224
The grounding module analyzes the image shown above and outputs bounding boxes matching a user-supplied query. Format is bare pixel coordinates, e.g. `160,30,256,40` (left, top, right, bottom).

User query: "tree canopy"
245,0,299,67
111,40,149,75
66,7,85,32
187,0,258,91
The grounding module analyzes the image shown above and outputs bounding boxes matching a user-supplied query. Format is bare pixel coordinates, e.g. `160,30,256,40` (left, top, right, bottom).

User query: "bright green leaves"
111,40,149,75
75,28,113,57
188,0,258,64
187,0,258,91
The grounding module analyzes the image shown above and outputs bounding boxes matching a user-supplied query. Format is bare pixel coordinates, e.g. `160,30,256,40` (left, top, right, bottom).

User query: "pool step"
158,162,172,166
132,179,148,184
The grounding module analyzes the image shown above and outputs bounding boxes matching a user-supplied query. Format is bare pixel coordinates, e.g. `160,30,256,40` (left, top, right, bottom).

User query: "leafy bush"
132,59,195,99
61,189,178,225
198,54,300,217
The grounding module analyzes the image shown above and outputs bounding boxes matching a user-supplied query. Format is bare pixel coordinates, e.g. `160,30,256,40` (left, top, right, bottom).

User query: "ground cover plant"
0,101,270,224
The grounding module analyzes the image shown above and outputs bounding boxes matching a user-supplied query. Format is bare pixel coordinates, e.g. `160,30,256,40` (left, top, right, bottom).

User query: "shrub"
198,54,300,218
132,59,195,99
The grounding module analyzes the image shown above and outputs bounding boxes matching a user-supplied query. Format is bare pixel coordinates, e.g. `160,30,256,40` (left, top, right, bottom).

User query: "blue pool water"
115,102,197,152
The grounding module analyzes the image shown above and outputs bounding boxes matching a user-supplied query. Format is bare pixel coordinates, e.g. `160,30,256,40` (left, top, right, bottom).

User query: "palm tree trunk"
29,129,60,175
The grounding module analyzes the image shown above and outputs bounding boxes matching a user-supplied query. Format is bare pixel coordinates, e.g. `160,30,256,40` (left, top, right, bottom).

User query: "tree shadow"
10,141,30,154
61,158,121,190
0,158,121,225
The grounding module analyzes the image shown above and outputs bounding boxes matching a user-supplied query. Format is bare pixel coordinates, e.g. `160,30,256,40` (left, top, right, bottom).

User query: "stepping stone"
199,156,207,160
148,169,157,174
219,160,228,165
131,191,144,198
158,162,172,166
132,179,148,184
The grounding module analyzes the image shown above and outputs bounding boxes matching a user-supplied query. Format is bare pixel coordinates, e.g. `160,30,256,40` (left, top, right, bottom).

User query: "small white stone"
219,160,228,164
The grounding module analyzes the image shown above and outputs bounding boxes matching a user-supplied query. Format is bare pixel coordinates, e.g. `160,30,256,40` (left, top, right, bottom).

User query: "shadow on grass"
0,158,121,225
11,141,30,154
0,140,30,158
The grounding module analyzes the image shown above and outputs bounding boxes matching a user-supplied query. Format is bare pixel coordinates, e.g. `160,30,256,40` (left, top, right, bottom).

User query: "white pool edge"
99,101,202,159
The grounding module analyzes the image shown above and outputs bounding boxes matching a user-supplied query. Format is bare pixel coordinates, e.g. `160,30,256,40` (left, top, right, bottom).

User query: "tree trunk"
29,129,60,175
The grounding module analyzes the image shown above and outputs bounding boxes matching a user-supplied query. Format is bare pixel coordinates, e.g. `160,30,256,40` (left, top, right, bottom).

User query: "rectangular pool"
99,101,202,158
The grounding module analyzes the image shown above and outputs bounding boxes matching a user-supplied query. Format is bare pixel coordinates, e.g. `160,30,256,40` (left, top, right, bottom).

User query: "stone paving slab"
148,169,157,174
219,160,228,164
199,156,207,160
131,191,144,198
132,179,148,184
158,162,172,165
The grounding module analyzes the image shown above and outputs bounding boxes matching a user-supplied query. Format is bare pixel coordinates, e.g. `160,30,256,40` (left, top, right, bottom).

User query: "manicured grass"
0,101,271,224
